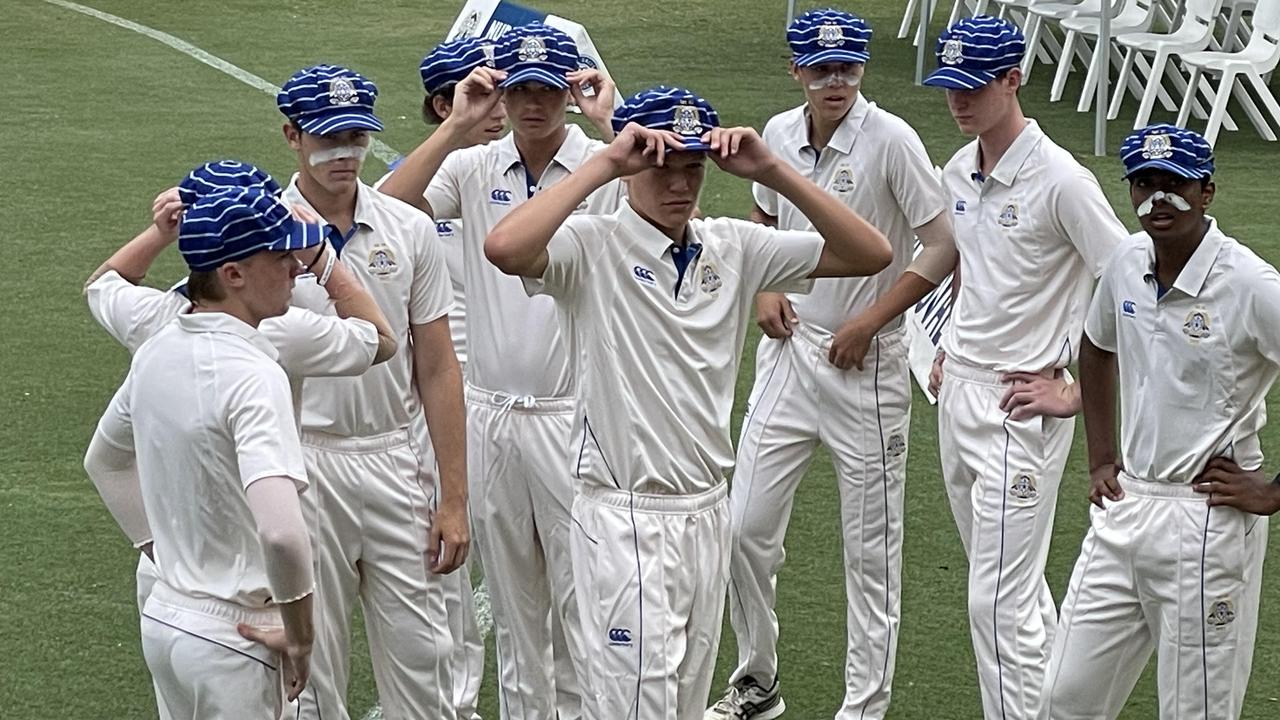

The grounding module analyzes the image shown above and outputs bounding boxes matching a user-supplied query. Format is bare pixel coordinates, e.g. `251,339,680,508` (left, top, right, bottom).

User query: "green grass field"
4,0,1280,717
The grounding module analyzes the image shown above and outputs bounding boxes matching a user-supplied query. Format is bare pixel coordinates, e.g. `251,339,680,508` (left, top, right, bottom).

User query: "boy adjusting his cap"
1043,125,1280,719
485,85,891,720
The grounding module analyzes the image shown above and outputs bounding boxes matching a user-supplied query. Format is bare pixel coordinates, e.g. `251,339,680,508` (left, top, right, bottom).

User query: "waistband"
147,580,283,627
1119,471,1199,499
465,382,575,414
944,357,1057,387
791,321,906,353
579,481,728,514
302,426,411,453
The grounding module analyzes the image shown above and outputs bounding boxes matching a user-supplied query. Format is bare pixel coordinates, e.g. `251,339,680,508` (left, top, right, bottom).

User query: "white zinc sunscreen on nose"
1136,190,1192,217
309,145,368,167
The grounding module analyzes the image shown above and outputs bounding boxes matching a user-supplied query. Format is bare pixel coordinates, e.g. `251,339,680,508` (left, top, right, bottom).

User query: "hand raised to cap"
600,122,687,178
567,68,617,138
444,66,508,142
151,187,184,241
702,127,779,182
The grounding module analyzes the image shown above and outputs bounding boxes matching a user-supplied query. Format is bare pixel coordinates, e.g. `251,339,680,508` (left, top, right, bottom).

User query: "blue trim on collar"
669,242,703,299
329,224,358,257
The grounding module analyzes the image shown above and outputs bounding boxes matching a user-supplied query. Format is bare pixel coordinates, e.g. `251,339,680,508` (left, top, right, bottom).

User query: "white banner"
447,0,623,108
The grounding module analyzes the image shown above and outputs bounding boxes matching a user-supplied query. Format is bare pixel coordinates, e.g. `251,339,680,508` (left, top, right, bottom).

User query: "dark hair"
421,86,457,125
187,270,225,303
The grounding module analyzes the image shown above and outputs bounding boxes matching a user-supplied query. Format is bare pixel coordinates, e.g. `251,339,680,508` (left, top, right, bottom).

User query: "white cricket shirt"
426,124,626,397
941,120,1126,372
284,177,454,437
97,312,308,607
86,271,379,419
754,97,948,334
1085,220,1280,483
527,202,825,495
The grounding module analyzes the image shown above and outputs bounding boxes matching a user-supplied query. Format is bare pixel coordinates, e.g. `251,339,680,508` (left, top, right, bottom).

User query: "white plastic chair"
1052,0,1163,109
1108,0,1225,127
1177,0,1280,144
991,0,1066,64
1021,0,1107,80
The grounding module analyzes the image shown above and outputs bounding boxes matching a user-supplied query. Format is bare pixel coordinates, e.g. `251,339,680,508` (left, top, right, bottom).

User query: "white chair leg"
1050,30,1081,101
1078,38,1106,112
1203,70,1236,145
1177,66,1202,126
1247,71,1280,130
898,0,920,39
974,0,991,15
946,0,968,28
1131,48,1167,127
1192,72,1237,128
1109,47,1138,119
1021,14,1043,78
1232,77,1277,140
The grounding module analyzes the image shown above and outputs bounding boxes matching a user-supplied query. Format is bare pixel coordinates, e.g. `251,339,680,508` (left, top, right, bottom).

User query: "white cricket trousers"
1041,474,1267,719
298,427,455,720
141,581,286,720
136,556,176,720
466,384,586,720
572,483,730,720
728,324,909,719
937,359,1074,720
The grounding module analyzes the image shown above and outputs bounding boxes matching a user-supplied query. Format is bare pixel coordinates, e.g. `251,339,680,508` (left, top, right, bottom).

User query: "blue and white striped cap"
923,16,1025,90
178,187,323,272
1120,124,1215,180
787,9,873,67
420,37,494,96
493,23,579,90
177,160,280,206
611,86,720,152
277,64,384,136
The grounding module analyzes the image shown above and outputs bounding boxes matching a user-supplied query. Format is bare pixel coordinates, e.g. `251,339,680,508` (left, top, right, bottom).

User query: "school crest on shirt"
941,39,965,65
1009,470,1038,500
518,36,548,62
1207,598,1236,627
1183,307,1211,340
673,104,703,136
700,264,722,294
1141,132,1173,160
997,202,1019,228
367,244,399,278
329,77,359,106
886,433,906,459
832,166,855,193
817,23,845,47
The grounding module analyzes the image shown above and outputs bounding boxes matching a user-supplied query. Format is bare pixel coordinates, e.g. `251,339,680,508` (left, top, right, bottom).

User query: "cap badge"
1141,133,1173,160
941,39,964,66
673,104,703,135
817,23,845,48
518,36,548,62
329,77,359,106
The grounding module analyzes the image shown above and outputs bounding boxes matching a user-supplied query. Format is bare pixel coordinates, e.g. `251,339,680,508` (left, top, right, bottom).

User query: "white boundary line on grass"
35,3,495,718
40,0,400,166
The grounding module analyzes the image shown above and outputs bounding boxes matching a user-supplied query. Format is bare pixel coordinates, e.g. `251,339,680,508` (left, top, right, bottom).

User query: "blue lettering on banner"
490,188,513,205
479,0,548,40
913,274,955,345
608,627,633,646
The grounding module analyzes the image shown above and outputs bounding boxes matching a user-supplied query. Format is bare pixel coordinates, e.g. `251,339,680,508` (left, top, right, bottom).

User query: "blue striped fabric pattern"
923,16,1025,90
419,37,494,95
611,86,720,151
178,187,323,272
492,23,579,90
787,8,873,67
177,160,280,206
277,64,384,135
1120,124,1215,179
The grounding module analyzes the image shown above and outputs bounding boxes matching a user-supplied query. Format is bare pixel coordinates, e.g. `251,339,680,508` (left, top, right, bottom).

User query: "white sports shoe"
704,676,786,720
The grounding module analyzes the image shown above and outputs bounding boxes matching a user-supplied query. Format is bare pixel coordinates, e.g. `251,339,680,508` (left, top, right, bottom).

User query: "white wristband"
317,248,337,287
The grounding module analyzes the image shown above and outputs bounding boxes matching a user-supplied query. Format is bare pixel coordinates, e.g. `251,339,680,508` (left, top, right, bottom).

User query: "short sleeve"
752,181,781,218
86,272,190,354
1054,167,1129,277
262,309,378,378
523,215,607,301
727,218,825,295
224,363,308,491
885,125,947,229
424,149,473,221
1245,262,1280,366
1084,255,1121,353
409,218,456,326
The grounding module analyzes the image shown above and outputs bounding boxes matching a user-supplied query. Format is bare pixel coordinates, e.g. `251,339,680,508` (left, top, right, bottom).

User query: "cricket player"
713,10,956,719
378,24,621,720
84,159,399,720
276,63,467,720
922,16,1128,719
485,86,893,719
84,187,323,718
1041,124,1278,719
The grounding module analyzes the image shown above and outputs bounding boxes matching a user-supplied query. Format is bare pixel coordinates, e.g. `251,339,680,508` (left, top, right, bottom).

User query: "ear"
1004,67,1024,92
1201,179,1216,208
283,123,302,151
789,61,801,83
218,261,248,290
432,94,453,121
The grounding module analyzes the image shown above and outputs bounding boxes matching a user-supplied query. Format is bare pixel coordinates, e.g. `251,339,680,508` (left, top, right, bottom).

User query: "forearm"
850,272,937,336
1079,338,1119,470
84,433,151,547
905,213,959,285
323,257,397,363
486,154,615,276
413,331,468,507
246,477,314,604
377,122,469,214
756,162,889,275
86,224,173,289
277,593,314,649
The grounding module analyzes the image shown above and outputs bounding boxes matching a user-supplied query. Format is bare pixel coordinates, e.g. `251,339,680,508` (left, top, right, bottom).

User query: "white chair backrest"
1253,0,1280,37
1184,0,1226,26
